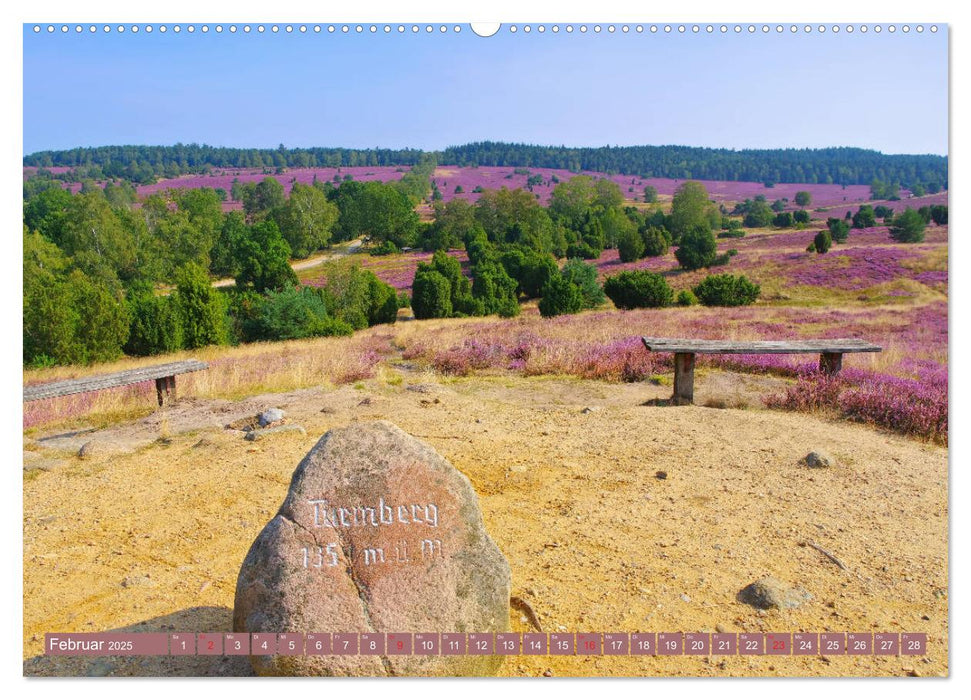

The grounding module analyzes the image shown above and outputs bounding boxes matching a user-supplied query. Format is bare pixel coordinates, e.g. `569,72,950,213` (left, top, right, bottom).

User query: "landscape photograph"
21,21,948,678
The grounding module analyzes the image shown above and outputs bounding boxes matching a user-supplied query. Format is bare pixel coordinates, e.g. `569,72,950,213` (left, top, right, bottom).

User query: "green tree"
642,185,658,203
852,205,877,229
813,230,833,254
276,182,339,257
930,205,948,225
60,189,137,281
172,263,229,349
235,221,298,293
333,180,419,248
242,177,286,219
826,217,850,243
24,186,73,244
640,226,671,257
561,258,606,309
411,269,453,319
617,226,646,262
742,198,774,228
471,262,520,317
427,198,476,251
675,225,718,270
125,282,184,356
669,181,715,243
794,191,812,206
889,208,926,243
538,274,584,317
211,211,248,278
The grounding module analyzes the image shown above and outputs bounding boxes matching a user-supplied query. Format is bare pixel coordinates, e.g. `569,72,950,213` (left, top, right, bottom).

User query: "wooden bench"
23,359,209,407
641,337,881,405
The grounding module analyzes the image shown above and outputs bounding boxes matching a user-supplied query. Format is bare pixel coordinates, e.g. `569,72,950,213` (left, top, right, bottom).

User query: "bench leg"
672,352,696,405
819,352,843,376
155,376,176,406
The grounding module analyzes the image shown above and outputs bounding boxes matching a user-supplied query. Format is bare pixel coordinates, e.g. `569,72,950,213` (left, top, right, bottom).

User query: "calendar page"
19,6,949,683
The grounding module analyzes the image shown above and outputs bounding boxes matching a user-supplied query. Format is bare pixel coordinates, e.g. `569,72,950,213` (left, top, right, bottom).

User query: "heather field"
27,210,947,443
31,164,942,215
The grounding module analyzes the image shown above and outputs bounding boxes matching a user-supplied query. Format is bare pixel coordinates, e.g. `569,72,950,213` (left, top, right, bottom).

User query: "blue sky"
22,24,948,155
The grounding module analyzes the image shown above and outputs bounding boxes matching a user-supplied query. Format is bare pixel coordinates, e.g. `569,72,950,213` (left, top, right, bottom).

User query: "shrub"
793,209,810,224
538,274,584,317
773,211,794,228
500,248,557,299
794,191,812,206
561,258,606,308
826,217,850,243
125,286,183,356
370,239,399,256
640,226,670,257
642,185,658,203
813,230,833,254
711,252,732,267
366,274,400,325
930,204,948,225
173,263,229,349
617,226,646,262
717,229,746,239
874,205,894,219
411,269,452,319
471,262,520,317
603,270,673,309
693,273,760,307
676,289,698,306
674,225,717,270
852,205,876,229
889,208,927,243
247,286,353,341
565,241,599,260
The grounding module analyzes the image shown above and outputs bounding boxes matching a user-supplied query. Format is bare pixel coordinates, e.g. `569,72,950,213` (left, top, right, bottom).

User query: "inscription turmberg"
307,497,439,529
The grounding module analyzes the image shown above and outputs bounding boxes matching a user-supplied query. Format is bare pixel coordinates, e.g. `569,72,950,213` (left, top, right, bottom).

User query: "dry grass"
23,331,393,432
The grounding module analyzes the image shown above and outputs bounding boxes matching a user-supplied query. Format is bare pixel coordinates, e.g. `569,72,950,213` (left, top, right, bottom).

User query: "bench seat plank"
23,360,209,402
642,337,881,355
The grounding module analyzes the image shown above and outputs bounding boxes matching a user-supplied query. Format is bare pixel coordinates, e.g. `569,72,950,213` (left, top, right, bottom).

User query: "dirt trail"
211,239,363,288
23,371,948,677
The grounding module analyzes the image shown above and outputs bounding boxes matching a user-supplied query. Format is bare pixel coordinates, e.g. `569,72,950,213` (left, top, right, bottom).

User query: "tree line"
24,141,948,190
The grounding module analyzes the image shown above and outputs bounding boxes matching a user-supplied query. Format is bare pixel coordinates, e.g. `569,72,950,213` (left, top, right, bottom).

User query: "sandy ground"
23,368,948,677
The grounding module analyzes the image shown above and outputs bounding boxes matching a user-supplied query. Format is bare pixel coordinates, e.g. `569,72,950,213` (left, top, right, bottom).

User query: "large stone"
233,421,511,676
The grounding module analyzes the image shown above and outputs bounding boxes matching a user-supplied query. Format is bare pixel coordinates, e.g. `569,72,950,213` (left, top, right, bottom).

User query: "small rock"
244,425,307,441
542,669,554,677
121,575,155,589
738,576,812,610
357,397,373,406
716,624,728,634
803,450,836,469
581,407,600,414
192,438,215,449
680,593,691,603
258,408,285,427
320,407,336,414
406,384,434,394
77,440,108,459
655,471,668,480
